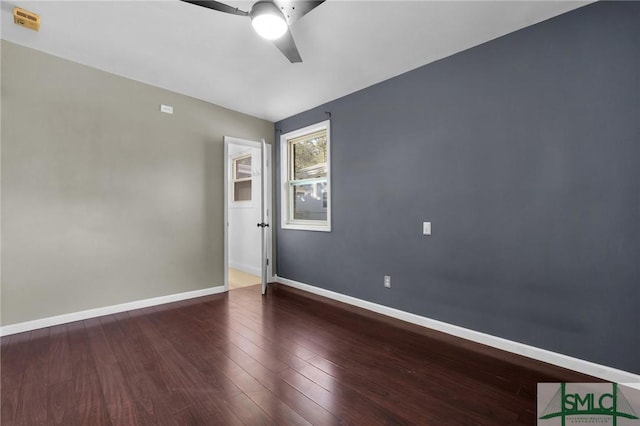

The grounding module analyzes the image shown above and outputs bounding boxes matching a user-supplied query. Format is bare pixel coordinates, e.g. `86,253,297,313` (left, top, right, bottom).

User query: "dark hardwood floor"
1,283,596,425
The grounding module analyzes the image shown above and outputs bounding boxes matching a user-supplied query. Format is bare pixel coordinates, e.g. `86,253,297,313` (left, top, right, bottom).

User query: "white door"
259,139,270,295
223,137,272,294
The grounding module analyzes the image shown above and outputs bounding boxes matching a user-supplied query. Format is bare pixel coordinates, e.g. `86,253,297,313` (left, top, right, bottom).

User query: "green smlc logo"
539,383,639,425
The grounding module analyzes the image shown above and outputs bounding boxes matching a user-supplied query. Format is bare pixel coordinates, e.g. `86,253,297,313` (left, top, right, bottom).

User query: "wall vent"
13,7,40,32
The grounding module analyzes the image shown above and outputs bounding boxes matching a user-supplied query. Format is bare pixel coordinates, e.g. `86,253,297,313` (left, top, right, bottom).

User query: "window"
232,154,252,202
280,120,331,231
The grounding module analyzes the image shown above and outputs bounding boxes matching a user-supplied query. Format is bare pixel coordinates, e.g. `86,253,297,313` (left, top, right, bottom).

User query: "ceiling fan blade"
272,0,324,25
272,28,302,63
180,0,249,17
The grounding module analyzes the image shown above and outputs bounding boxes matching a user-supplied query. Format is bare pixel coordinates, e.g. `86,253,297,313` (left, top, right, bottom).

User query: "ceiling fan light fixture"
250,1,288,40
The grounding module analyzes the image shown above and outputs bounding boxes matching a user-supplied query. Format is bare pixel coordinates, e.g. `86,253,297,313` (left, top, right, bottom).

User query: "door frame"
223,136,273,292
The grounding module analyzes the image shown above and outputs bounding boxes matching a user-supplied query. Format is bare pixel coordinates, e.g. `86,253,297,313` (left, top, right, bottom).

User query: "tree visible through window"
292,131,327,179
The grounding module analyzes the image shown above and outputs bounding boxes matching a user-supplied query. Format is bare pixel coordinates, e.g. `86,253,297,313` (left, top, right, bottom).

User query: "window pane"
292,131,327,180
292,181,327,221
234,180,251,202
234,156,252,180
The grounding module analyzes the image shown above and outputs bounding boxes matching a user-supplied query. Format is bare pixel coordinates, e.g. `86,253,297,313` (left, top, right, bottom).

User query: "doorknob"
256,222,270,228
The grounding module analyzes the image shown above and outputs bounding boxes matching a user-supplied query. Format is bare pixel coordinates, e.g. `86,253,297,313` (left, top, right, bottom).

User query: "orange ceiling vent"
13,7,40,32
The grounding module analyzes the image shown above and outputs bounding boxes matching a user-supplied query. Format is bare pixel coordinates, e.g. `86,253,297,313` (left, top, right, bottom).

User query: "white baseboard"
229,261,261,277
275,275,640,386
0,286,225,337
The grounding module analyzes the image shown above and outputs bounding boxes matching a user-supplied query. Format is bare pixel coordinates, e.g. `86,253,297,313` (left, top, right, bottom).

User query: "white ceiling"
1,0,590,122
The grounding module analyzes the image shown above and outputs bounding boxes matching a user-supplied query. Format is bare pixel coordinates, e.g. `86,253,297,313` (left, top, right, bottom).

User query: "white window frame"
280,120,331,232
231,153,252,204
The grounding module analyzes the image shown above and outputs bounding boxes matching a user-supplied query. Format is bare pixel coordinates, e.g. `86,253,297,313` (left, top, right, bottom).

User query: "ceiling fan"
180,0,325,63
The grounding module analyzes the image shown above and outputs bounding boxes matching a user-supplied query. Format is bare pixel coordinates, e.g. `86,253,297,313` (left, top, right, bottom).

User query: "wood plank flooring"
1,283,597,425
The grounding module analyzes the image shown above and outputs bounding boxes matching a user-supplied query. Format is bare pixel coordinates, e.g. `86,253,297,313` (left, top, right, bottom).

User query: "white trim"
275,275,640,385
280,120,331,232
0,286,225,337
223,136,273,293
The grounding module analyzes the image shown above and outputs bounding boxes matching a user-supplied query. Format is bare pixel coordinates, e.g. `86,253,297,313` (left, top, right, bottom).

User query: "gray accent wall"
275,1,640,373
1,41,273,326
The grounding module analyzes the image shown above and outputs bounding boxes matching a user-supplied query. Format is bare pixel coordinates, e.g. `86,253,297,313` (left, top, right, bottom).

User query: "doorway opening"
224,137,272,293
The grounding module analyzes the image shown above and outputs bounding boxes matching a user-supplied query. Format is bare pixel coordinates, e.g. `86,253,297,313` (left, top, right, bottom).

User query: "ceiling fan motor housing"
250,1,286,20
250,1,288,40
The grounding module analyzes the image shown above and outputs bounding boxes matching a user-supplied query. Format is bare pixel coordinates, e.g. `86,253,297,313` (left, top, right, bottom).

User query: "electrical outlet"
423,221,431,236
384,275,391,288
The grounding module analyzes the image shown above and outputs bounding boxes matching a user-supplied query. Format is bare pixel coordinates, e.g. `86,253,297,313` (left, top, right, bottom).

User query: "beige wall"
0,41,274,325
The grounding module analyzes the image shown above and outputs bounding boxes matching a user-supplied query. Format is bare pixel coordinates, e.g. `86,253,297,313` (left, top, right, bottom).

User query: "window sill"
281,222,331,232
